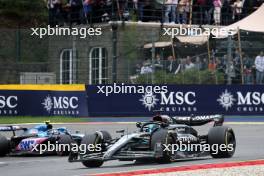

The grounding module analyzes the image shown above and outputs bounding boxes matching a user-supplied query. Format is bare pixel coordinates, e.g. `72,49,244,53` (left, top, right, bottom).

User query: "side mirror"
136,122,142,128
116,130,125,134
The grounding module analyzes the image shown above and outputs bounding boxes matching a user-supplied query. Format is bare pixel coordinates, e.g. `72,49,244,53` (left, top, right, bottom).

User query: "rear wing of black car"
0,126,27,136
172,114,224,126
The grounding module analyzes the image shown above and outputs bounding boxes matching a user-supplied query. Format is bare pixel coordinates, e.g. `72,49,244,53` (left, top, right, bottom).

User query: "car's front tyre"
151,129,176,163
81,131,111,168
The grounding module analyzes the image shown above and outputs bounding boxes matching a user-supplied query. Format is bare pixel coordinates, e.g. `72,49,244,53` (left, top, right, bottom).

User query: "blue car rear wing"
0,126,27,136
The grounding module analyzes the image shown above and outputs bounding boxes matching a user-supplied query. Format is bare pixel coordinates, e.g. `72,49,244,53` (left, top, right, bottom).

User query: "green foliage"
0,116,87,124
0,0,48,27
122,25,139,61
135,69,225,84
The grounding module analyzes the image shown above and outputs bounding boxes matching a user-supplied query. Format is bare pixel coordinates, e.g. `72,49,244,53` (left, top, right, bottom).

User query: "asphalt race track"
0,123,264,176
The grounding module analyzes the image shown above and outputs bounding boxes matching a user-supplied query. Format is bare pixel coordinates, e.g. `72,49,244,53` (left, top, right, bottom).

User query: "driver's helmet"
152,115,171,123
45,121,53,130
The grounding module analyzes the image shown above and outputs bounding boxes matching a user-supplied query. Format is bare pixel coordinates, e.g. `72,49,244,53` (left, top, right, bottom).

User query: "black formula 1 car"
0,121,84,156
68,114,236,168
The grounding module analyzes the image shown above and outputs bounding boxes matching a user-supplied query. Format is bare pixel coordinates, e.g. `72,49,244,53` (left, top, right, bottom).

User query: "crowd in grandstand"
45,0,264,84
130,51,264,84
46,0,263,26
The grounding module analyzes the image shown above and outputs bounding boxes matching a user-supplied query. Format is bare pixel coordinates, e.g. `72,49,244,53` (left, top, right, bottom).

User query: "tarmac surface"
0,122,264,176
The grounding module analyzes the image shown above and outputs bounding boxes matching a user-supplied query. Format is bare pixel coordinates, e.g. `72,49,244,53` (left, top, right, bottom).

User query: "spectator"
83,0,93,24
216,57,225,73
185,56,195,70
137,0,145,22
130,63,142,83
255,51,264,84
164,0,178,23
253,0,264,10
208,59,217,71
205,0,214,24
194,56,202,70
117,0,127,20
185,0,191,24
166,56,178,73
67,0,83,25
222,0,233,25
221,54,228,66
47,0,62,27
243,55,254,84
242,0,263,17
178,0,189,24
213,0,222,25
200,57,208,70
153,54,164,71
225,60,236,83
100,0,112,22
233,48,241,65
140,61,153,74
232,0,243,21
195,0,207,25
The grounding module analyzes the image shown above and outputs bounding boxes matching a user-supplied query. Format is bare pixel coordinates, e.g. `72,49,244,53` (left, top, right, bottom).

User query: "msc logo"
160,92,196,105
42,95,79,113
218,90,264,112
140,92,159,111
140,91,196,111
217,90,236,111
0,96,18,109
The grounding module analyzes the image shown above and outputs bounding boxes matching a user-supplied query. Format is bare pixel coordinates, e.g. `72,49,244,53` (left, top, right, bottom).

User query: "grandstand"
0,0,263,84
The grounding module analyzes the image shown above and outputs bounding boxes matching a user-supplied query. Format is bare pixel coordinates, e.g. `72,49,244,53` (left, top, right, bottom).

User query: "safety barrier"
0,85,88,117
1,84,264,117
86,84,264,116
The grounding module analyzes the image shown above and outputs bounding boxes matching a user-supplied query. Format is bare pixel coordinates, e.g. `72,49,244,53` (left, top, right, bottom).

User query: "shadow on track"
73,157,212,170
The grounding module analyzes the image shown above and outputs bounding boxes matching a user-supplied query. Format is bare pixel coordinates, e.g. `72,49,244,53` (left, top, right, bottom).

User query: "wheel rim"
226,131,236,155
165,134,177,162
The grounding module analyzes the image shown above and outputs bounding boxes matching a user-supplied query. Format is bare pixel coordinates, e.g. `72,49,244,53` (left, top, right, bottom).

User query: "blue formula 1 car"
0,121,84,156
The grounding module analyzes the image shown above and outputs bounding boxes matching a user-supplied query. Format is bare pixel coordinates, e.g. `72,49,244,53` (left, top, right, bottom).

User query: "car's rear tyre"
0,134,9,157
151,129,175,163
81,131,111,168
57,135,75,156
208,126,236,158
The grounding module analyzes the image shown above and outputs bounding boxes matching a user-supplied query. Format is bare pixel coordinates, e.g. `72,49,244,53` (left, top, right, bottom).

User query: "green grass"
0,116,88,124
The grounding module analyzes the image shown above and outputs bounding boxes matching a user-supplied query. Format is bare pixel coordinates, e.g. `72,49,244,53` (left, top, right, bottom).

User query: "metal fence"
47,0,263,27
1,26,263,85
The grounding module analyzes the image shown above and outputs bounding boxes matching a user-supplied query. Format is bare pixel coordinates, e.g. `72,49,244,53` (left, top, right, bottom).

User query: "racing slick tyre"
81,133,105,168
98,131,112,142
0,134,9,156
151,129,176,164
208,126,236,158
57,135,75,156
